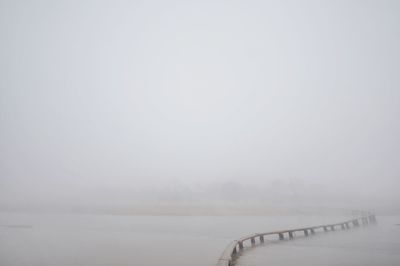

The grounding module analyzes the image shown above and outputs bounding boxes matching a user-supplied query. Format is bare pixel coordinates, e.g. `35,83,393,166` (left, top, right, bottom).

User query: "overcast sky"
1,0,399,208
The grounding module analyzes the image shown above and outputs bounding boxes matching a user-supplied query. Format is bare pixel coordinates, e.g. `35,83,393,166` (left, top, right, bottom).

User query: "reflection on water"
0,212,398,266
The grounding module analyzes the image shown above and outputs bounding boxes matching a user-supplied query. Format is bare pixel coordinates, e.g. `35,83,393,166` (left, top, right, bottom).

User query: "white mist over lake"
1,0,400,265
1,0,400,211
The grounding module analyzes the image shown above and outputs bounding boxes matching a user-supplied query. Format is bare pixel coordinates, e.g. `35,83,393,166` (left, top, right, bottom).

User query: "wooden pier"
216,213,377,266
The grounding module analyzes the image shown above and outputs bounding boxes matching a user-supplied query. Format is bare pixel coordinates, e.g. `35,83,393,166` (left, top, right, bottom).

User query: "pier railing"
216,213,377,266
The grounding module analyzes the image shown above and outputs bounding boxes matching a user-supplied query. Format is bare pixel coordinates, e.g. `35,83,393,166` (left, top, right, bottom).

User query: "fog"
1,0,400,214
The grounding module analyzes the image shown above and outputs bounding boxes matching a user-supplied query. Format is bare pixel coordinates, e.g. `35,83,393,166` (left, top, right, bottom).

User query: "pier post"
345,222,350,229
278,233,284,240
353,220,359,227
310,228,315,234
260,235,264,243
304,229,309,236
251,237,255,246
341,223,345,230
288,231,294,239
323,226,328,232
238,241,243,250
330,225,335,231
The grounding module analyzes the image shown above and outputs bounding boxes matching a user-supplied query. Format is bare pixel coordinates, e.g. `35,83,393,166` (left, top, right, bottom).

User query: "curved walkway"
216,213,377,266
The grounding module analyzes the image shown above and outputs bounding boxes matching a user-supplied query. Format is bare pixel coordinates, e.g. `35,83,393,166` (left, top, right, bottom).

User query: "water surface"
236,216,400,266
1,212,395,266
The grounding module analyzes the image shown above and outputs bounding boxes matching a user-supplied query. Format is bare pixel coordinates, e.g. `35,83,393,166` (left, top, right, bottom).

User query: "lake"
0,212,398,266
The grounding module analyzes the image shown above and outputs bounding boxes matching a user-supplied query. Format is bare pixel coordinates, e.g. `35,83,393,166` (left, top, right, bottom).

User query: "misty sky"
1,0,399,207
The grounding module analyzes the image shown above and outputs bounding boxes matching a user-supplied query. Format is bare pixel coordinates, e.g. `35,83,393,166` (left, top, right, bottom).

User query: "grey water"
1,212,399,266
236,216,400,266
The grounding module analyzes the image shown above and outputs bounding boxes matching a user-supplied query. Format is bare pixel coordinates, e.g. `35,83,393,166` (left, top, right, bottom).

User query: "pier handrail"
216,213,377,266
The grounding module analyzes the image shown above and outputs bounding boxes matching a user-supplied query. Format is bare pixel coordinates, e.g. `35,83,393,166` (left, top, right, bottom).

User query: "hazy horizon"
1,0,400,213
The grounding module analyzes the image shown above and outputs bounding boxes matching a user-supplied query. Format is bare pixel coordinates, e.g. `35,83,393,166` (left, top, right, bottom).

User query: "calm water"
236,216,400,266
0,212,398,266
